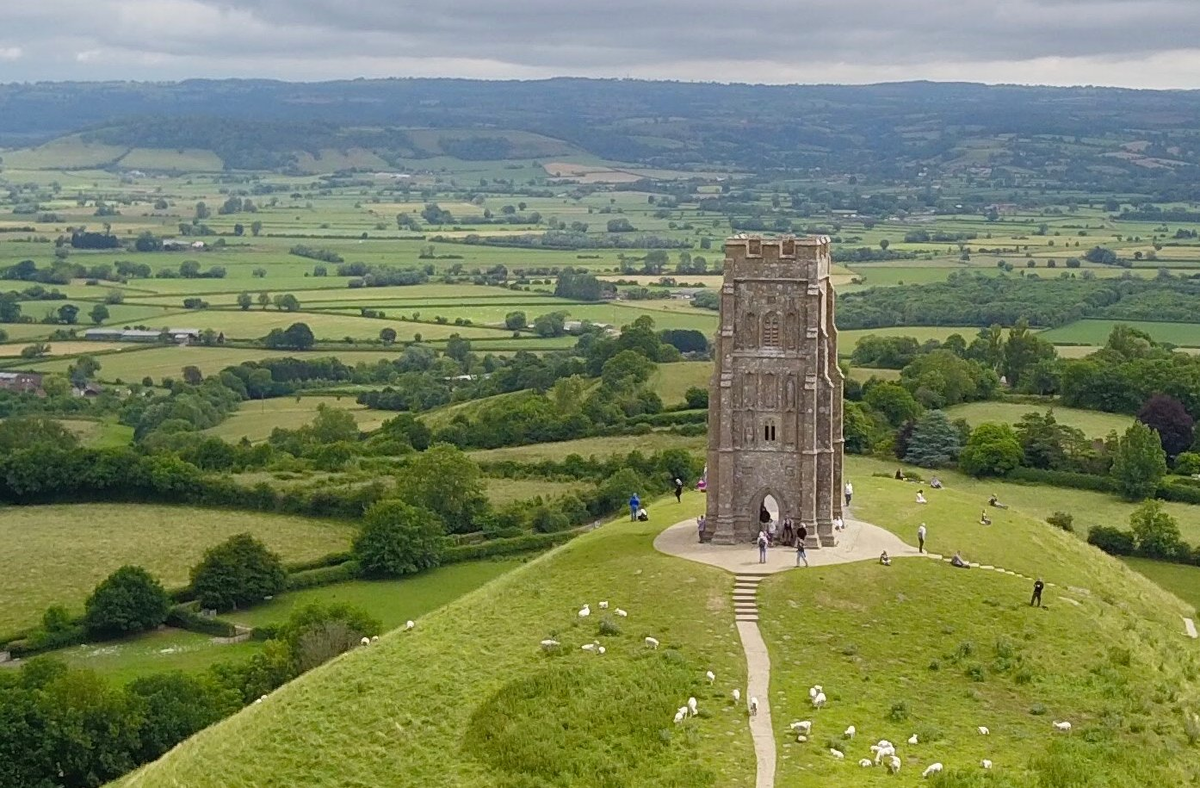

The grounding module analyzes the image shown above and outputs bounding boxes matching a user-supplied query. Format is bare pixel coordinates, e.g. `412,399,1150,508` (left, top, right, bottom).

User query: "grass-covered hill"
120,464,1200,787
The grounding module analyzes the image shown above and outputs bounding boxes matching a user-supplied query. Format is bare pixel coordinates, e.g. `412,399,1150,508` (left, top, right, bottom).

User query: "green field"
484,477,589,505
944,401,1132,437
205,396,390,442
1122,557,1200,613
60,630,262,685
1,504,354,633
650,361,711,406
468,433,707,463
1040,319,1200,347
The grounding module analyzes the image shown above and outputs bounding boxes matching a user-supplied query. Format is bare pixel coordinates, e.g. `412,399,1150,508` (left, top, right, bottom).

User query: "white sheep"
578,604,591,618
829,748,844,759
645,636,659,649
886,755,901,775
790,720,812,734
876,739,894,749
812,692,827,708
539,639,560,651
405,620,415,631
360,636,370,646
922,762,943,778
597,646,606,655
873,745,895,765
981,759,992,769
581,643,597,652
732,689,741,703
795,734,808,743
687,697,698,716
749,697,759,717
858,758,873,768
371,635,379,643
809,686,817,699
599,601,609,609
705,670,715,684
1053,720,1072,732
844,725,856,739
615,608,628,617
674,710,685,724
678,705,689,719
908,734,918,745
977,726,989,735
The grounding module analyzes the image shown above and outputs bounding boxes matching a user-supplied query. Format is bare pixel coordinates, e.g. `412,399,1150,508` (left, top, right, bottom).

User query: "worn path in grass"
654,515,921,788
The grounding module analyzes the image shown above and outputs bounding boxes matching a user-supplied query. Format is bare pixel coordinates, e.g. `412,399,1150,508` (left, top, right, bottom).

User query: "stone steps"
734,574,764,623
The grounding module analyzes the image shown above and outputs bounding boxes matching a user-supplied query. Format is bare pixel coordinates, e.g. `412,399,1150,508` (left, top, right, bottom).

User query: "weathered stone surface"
705,235,844,547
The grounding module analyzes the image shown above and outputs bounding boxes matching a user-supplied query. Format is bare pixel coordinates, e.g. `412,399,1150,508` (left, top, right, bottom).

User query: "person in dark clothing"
760,505,771,525
673,477,684,503
1031,578,1045,607
795,525,809,567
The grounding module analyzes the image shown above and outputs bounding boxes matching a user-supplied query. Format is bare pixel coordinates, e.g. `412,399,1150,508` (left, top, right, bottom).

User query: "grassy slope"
2,504,353,633
944,401,1132,438
651,361,712,407
1122,557,1200,613
205,396,390,442
119,497,758,787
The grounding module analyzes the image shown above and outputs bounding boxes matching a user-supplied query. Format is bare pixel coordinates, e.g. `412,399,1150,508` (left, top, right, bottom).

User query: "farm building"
84,328,201,344
0,371,45,394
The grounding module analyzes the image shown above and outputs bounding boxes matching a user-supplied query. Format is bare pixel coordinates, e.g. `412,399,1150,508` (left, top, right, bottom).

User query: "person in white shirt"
916,490,927,504
844,481,853,506
917,522,927,553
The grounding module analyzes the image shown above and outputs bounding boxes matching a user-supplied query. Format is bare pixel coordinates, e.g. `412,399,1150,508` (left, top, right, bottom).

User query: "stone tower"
704,235,844,546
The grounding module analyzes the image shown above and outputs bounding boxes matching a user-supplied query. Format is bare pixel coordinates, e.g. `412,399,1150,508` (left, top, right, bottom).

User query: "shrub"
959,422,1023,477
191,533,288,612
1007,466,1117,492
530,504,571,534
354,499,445,577
1046,511,1074,532
1087,525,1137,556
1175,452,1200,476
598,618,621,636
285,561,361,590
84,565,172,637
443,530,577,563
165,604,237,637
888,701,909,721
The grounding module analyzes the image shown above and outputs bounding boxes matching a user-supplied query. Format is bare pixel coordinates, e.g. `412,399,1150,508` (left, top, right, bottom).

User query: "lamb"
674,710,685,724
790,720,812,734
749,697,759,717
405,620,415,631
732,689,741,703
812,691,827,709
886,755,901,775
978,726,990,735
809,687,817,699
795,734,808,743
705,670,715,684
858,758,873,768
597,646,606,655
645,636,659,649
578,604,591,618
1053,720,1072,732
922,763,943,778
687,697,698,717
581,643,597,652
615,608,628,617
908,734,919,745
599,601,609,609
843,725,856,739
829,748,844,759
360,636,370,646
371,636,379,643
981,759,992,769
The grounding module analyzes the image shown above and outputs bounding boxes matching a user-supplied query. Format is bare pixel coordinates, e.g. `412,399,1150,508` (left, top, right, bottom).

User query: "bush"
1046,511,1074,532
84,565,172,637
353,499,445,577
1087,525,1137,556
286,561,361,590
191,534,288,612
530,504,571,533
1157,480,1200,505
442,530,577,563
165,603,237,637
1006,466,1117,493
1175,452,1200,476
959,422,1023,477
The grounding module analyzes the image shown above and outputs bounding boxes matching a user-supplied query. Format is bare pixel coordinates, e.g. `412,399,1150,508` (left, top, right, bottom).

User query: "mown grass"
119,497,757,787
1039,319,1200,347
204,395,390,442
467,432,707,463
650,361,712,406
1122,556,1200,613
59,629,262,685
944,401,1132,438
0,504,353,633
484,477,589,505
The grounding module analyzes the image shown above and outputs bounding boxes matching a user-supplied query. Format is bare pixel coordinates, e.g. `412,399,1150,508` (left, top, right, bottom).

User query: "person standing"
844,480,853,507
629,493,640,522
917,522,927,553
673,477,684,503
757,529,769,564
795,524,809,567
1031,578,1045,607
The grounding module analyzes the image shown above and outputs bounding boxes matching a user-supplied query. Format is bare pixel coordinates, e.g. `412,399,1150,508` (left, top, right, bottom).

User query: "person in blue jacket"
629,493,640,521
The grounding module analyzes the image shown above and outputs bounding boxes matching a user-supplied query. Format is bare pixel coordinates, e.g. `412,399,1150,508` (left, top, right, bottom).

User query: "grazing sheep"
844,725,856,739
405,620,415,631
1053,720,1072,732
814,684,822,692
706,670,715,684
812,692,827,709
981,759,992,769
615,608,628,617
360,637,370,646
809,687,817,699
908,734,918,745
922,763,943,778
645,636,659,649
674,710,685,724
859,758,873,768
597,646,606,655
578,604,591,618
790,720,812,734
829,748,844,759
978,726,989,735
539,639,560,651
371,636,379,643
886,755,901,775
876,740,893,749
873,745,895,764
599,601,609,609
687,697,698,716
581,643,597,652
732,689,741,703
749,697,759,717
254,696,265,704
796,734,808,743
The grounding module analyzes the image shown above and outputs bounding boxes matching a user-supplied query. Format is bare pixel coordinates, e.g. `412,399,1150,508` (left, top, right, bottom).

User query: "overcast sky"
1,0,1199,88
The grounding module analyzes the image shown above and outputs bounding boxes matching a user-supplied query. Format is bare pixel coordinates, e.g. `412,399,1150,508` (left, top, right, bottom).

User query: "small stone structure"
704,235,844,546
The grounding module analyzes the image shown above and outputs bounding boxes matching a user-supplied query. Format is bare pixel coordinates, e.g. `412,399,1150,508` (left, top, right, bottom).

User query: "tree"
601,349,656,390
251,220,263,236
959,422,1024,477
1129,500,1187,560
1002,319,1056,387
532,311,568,337
88,304,109,325
863,382,922,428
127,672,239,762
902,409,962,468
181,365,203,385
264,322,315,350
398,443,489,533
1015,410,1087,470
354,500,445,576
1110,422,1168,501
57,303,79,324
273,293,301,312
879,238,890,250
308,404,359,444
900,350,998,408
237,292,253,311
504,311,528,330
257,291,270,310
379,327,397,344
84,565,171,636
190,533,287,611
68,355,101,386
1137,394,1194,461
684,386,709,409
279,603,382,672
195,201,210,220
233,223,245,236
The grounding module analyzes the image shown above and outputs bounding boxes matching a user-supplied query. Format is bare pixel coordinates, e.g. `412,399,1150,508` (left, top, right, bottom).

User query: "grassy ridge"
943,401,1132,438
119,496,757,787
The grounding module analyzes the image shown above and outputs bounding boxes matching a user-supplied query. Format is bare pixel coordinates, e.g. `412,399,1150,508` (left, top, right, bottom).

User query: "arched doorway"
759,493,780,526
